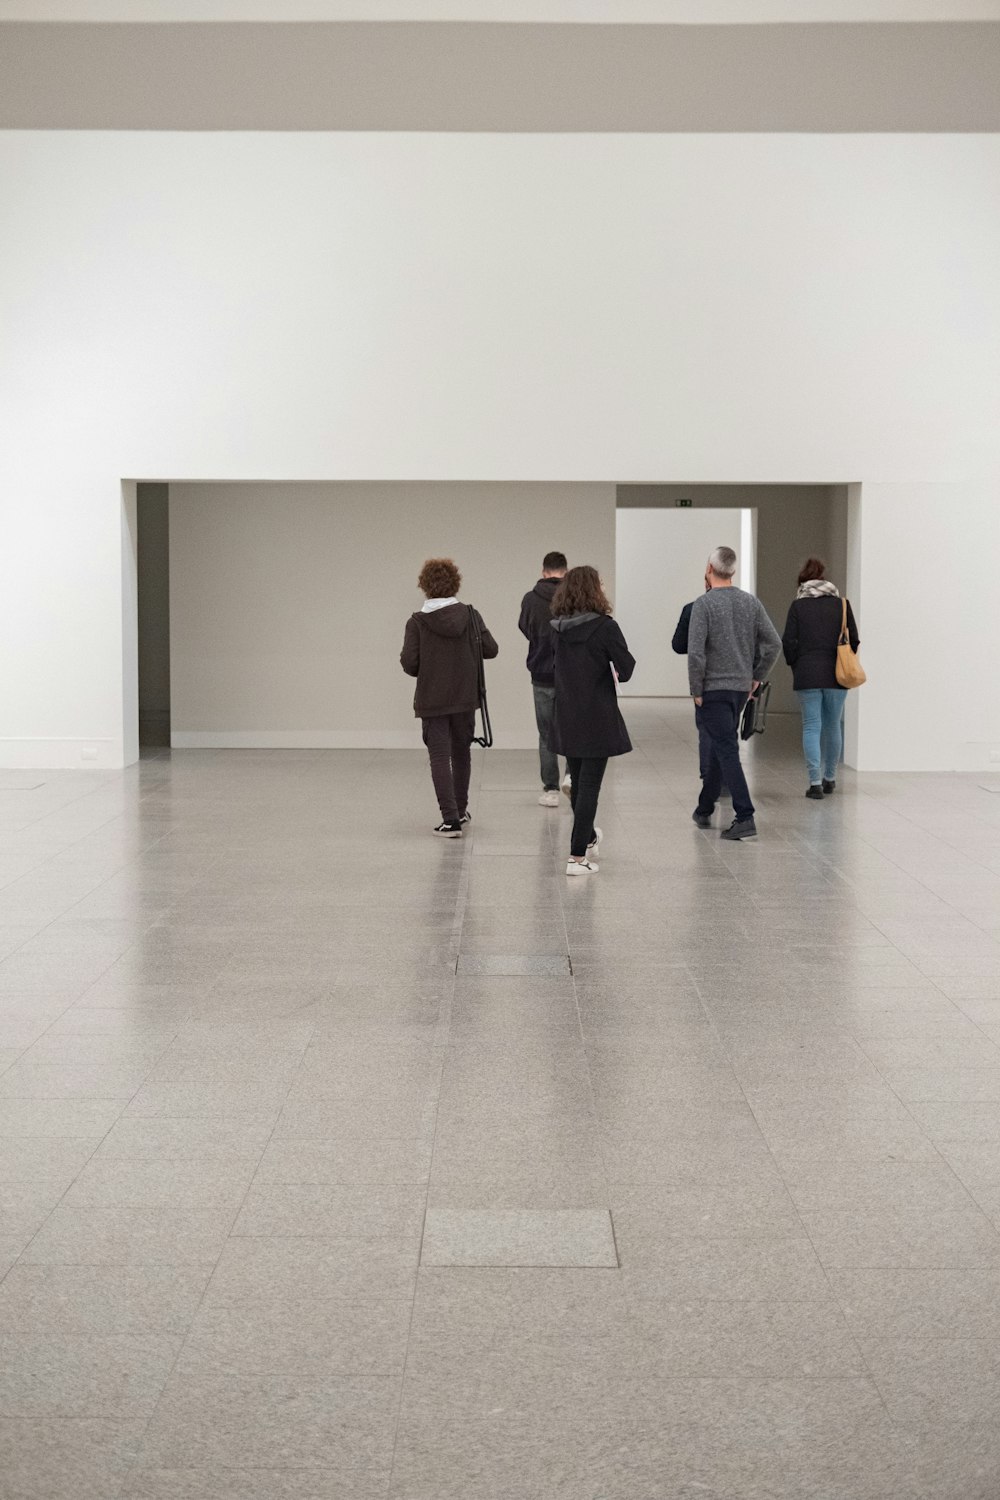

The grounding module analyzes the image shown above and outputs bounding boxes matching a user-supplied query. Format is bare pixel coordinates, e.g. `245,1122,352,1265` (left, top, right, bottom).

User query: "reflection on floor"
1,700,1000,1498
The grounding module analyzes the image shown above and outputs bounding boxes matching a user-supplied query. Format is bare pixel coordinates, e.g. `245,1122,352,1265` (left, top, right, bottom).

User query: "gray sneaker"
721,817,757,841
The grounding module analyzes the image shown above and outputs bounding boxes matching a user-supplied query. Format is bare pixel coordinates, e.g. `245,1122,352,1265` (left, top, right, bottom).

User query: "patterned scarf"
797,579,840,600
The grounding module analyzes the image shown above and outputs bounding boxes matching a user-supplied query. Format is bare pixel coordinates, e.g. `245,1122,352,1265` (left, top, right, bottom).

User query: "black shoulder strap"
466,605,493,749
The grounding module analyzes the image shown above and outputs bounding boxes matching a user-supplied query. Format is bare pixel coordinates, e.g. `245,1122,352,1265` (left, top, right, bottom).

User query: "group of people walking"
401,546,860,874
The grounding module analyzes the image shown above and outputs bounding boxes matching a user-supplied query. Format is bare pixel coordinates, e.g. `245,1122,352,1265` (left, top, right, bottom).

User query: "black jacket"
672,600,695,655
782,595,860,691
400,603,499,718
549,613,636,759
518,578,560,685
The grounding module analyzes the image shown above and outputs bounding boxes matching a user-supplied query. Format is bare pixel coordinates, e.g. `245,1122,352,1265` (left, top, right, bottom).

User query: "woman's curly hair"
418,558,462,598
551,565,612,618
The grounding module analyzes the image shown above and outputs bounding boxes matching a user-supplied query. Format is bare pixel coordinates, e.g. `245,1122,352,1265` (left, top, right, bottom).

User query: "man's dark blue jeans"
695,690,754,822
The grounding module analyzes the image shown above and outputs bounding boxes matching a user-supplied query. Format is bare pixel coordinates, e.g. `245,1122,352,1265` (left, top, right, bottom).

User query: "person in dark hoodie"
673,573,727,798
400,558,498,838
518,551,568,807
550,566,635,875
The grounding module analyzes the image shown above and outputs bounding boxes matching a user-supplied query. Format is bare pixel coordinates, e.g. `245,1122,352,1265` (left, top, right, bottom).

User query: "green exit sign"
675,498,692,508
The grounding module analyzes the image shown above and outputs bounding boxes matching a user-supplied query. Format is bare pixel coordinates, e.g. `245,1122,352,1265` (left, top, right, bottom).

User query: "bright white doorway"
616,507,756,697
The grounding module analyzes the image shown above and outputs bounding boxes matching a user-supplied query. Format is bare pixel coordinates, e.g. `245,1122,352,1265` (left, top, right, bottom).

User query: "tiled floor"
2,700,1000,1497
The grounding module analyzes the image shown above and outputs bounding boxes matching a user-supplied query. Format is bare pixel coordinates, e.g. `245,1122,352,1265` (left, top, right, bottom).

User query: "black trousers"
565,755,608,857
422,712,474,824
697,712,729,798
695,691,754,822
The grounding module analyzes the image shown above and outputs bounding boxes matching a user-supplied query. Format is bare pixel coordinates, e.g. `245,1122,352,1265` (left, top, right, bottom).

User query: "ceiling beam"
0,20,998,130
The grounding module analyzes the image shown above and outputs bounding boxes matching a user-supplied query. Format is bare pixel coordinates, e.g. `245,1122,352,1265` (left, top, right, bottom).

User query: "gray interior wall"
4,20,999,132
617,484,850,713
168,481,616,748
136,482,170,746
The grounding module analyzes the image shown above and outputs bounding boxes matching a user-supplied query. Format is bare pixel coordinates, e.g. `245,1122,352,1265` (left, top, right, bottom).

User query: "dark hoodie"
518,578,560,685
549,612,636,759
400,602,499,718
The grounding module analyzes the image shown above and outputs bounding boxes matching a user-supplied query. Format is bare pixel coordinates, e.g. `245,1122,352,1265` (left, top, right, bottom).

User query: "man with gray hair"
687,546,781,841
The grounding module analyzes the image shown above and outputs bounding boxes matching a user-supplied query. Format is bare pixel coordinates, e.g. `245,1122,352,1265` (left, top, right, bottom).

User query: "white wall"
616,508,742,696
168,482,614,748
0,133,998,768
852,481,1000,771
617,486,850,716
844,482,864,768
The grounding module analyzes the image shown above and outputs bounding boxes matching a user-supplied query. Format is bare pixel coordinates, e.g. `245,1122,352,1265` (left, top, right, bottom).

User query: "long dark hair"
551,565,613,618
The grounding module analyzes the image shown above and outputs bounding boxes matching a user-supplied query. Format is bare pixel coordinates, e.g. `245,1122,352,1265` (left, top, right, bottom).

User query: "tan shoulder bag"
835,597,866,689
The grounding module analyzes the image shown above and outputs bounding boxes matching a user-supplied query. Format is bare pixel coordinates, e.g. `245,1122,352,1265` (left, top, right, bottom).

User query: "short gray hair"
709,546,737,579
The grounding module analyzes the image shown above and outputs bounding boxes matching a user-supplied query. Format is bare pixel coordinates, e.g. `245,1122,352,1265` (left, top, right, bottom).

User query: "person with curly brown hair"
549,566,635,875
400,558,498,837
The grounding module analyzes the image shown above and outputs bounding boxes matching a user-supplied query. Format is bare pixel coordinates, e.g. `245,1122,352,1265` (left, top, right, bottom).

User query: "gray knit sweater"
687,587,782,698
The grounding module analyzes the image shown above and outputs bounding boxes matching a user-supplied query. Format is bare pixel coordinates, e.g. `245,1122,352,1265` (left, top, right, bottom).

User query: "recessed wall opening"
128,479,859,764
136,482,171,749
615,483,851,719
131,481,618,756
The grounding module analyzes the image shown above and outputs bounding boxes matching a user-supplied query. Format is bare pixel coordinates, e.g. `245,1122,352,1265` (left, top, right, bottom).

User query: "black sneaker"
692,810,712,829
721,817,757,841
433,821,463,838
459,810,472,824
822,779,836,795
805,785,824,800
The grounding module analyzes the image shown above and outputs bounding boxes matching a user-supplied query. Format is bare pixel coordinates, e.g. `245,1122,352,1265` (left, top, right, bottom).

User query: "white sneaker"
587,827,602,856
566,858,599,875
561,773,573,799
538,790,560,808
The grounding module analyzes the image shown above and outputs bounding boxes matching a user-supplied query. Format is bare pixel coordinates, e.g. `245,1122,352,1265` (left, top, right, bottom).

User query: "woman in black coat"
782,556,860,799
549,566,635,875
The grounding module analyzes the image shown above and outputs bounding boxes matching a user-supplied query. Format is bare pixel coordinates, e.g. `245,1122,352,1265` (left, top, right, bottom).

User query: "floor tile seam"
561,788,648,1227
113,1055,312,1497
858,790,1000,885
683,961,890,1411
386,755,478,1493
7,900,171,1004
843,851,991,919
13,821,174,922
744,1079,994,1414
3,776,128,850
0,1040,172,1287
0,900,155,972
863,913,989,1005
863,1048,1000,1225
0,849,83,898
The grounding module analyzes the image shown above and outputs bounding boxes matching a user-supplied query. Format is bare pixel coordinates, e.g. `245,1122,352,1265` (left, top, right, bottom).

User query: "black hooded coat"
518,577,560,685
549,613,636,759
400,603,498,718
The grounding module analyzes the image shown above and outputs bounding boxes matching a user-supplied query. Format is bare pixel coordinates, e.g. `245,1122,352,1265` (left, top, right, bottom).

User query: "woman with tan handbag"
781,558,862,799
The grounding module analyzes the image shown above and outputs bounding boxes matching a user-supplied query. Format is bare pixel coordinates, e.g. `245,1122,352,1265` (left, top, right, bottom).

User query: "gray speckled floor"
1,701,1000,1498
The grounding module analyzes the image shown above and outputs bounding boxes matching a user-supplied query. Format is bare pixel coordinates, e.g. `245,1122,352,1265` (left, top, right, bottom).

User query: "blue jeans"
796,688,847,784
532,683,560,790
